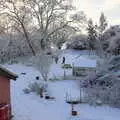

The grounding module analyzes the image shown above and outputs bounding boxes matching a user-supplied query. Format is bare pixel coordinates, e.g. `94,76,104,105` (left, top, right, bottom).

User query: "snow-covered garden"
0,1,120,120
3,50,120,120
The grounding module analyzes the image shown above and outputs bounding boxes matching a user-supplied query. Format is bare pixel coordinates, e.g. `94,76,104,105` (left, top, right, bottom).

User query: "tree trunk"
21,23,36,56
40,38,45,50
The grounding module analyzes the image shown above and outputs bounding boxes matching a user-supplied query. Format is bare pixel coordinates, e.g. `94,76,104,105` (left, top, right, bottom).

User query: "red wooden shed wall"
0,76,10,104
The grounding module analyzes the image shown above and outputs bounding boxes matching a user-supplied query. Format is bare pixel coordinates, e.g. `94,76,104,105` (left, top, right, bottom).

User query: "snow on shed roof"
73,57,96,67
0,65,18,80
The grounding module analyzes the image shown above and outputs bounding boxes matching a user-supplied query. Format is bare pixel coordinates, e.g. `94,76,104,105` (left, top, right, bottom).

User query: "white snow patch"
73,56,96,67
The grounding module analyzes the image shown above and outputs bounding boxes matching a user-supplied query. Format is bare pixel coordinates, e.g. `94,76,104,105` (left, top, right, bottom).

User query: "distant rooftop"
73,57,96,67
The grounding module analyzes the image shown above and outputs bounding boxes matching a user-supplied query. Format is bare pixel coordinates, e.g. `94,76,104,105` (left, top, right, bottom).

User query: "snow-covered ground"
6,65,120,120
3,50,120,120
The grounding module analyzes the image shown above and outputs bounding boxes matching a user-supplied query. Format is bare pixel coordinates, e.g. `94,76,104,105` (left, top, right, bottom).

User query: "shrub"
28,82,48,95
23,88,30,94
8,59,19,65
28,82,40,93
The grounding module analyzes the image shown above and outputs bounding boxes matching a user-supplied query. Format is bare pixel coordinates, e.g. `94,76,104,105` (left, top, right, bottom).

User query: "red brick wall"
0,76,10,104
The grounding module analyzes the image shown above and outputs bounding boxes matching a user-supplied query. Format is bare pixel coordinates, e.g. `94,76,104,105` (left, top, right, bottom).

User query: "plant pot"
71,110,77,116
36,76,39,80
45,96,50,99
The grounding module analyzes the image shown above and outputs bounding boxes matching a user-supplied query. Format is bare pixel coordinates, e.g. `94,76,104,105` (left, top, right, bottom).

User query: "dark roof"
0,66,18,80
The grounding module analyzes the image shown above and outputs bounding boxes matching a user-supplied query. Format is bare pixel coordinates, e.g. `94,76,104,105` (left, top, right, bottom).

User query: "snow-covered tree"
87,18,97,50
97,13,108,53
66,34,89,50
70,11,87,32
29,54,53,82
27,0,75,50
0,34,31,62
98,12,108,35
0,0,36,55
86,14,108,57
101,25,120,54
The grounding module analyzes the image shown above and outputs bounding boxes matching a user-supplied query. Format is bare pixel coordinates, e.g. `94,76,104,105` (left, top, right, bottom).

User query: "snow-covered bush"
83,73,118,103
29,54,53,82
66,34,89,50
28,82,47,95
82,56,120,107
107,35,120,54
107,55,120,72
23,88,31,94
28,82,41,93
102,25,120,54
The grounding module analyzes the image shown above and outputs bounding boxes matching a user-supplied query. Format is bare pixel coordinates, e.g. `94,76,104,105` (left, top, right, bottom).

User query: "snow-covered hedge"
66,35,89,50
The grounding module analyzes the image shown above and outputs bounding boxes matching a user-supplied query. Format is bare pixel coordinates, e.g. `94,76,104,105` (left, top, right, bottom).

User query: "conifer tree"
87,19,97,49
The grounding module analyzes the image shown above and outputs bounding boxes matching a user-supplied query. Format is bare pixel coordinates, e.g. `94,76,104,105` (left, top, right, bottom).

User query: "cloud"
72,0,120,25
104,0,120,10
73,0,104,21
112,19,120,25
105,0,120,5
105,4,120,25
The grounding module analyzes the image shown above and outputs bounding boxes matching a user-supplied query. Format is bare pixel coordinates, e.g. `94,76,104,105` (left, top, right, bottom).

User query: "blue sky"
72,0,120,25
